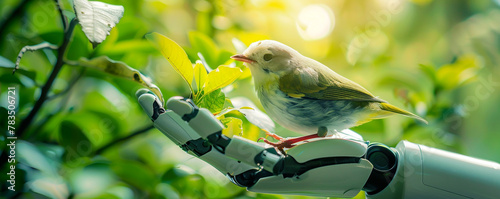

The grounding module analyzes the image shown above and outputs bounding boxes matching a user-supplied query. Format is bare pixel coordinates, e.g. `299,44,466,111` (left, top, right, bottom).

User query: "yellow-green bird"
231,40,427,151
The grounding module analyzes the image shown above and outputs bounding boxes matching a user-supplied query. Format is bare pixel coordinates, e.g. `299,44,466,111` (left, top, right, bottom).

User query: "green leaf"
76,56,164,103
59,121,93,159
111,160,157,191
0,55,14,67
17,140,57,175
0,73,22,85
204,65,242,95
189,31,218,69
378,74,423,93
1,63,37,82
221,117,243,137
217,49,235,66
194,61,207,93
1,55,37,81
255,193,287,199
214,107,254,118
196,12,213,38
162,166,205,198
419,64,437,84
184,47,198,66
66,28,92,60
95,28,119,53
69,163,116,194
29,175,70,199
199,88,225,113
98,40,156,56
39,31,64,45
146,32,194,92
161,165,195,183
88,110,122,136
436,55,480,90
351,119,386,141
224,98,234,108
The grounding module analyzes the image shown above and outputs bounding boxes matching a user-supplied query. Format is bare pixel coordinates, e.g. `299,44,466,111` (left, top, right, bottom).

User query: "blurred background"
1,0,500,198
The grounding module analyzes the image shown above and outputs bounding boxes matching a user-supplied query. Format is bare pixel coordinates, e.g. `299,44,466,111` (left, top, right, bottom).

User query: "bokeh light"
296,4,335,40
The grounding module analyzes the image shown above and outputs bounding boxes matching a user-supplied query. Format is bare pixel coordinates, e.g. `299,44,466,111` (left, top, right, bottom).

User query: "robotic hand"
136,89,500,199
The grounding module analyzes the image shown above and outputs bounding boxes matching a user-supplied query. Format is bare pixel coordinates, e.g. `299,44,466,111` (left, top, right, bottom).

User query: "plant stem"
94,125,155,155
55,0,68,30
47,67,86,100
17,18,78,138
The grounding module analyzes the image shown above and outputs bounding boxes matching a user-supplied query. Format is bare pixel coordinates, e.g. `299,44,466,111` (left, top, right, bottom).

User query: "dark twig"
47,67,86,100
54,0,68,30
26,68,86,141
94,125,155,155
17,18,79,138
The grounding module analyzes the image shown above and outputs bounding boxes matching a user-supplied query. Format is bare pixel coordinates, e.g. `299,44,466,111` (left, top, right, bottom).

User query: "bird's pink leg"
261,130,284,140
258,129,325,155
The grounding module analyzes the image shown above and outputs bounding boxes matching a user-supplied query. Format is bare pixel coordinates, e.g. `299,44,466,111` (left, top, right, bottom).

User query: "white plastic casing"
249,160,373,197
166,96,194,117
139,93,256,175
189,109,225,138
249,138,373,198
138,93,199,145
166,97,225,139
225,136,282,171
198,149,257,176
153,110,201,145
368,141,500,199
287,138,367,163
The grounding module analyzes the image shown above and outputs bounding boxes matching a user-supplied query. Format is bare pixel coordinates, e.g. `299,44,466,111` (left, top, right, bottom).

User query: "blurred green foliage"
1,0,500,198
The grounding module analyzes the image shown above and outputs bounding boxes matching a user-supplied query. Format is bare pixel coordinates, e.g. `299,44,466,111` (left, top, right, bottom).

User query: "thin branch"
17,18,79,138
26,68,86,142
13,42,58,73
47,67,86,100
55,0,68,30
94,125,155,155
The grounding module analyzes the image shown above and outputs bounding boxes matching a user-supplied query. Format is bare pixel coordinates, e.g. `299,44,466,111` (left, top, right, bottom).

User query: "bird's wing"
279,66,385,103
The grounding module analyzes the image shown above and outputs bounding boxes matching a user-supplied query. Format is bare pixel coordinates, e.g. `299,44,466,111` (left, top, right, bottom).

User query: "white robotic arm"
136,89,500,198
373,141,500,199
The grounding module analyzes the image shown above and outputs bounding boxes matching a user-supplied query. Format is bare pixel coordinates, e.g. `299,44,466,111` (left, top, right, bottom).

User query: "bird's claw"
262,129,284,140
257,137,295,155
258,129,293,155
258,129,324,155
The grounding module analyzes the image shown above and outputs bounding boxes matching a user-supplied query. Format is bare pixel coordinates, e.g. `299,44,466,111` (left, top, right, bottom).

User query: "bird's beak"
231,54,255,63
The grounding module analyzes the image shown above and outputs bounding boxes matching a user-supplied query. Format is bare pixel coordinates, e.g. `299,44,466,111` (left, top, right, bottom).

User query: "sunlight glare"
296,4,335,41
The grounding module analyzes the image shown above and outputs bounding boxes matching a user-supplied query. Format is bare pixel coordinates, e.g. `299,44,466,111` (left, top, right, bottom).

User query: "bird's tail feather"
379,103,428,124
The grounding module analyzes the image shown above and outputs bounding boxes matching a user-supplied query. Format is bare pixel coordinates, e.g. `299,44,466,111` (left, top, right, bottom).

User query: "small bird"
231,40,426,153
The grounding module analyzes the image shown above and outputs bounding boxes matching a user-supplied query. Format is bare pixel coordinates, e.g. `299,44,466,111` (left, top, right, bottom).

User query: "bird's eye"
263,54,273,61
